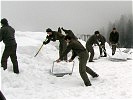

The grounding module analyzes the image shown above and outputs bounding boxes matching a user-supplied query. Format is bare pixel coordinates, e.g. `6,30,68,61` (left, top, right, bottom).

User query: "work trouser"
99,45,107,56
78,51,97,85
86,45,94,61
0,91,6,100
1,45,19,73
59,40,67,60
111,43,117,55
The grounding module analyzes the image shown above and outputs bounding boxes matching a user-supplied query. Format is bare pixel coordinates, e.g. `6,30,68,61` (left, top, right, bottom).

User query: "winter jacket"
97,35,106,45
62,28,78,40
60,39,86,60
0,25,17,46
43,31,65,44
86,35,99,46
109,31,119,44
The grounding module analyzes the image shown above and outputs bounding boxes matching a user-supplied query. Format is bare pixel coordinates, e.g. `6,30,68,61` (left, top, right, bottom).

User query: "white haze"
1,1,132,34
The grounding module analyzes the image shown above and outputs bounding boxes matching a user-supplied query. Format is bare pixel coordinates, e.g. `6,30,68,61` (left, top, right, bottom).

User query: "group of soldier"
0,18,119,86
43,27,119,86
43,27,119,62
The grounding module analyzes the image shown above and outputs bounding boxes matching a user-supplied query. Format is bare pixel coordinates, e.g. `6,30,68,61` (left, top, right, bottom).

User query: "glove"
61,27,64,30
94,44,97,46
100,45,104,48
115,43,119,47
43,41,46,44
116,43,118,46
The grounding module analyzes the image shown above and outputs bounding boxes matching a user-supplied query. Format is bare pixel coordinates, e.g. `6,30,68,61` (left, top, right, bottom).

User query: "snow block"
108,50,128,61
51,61,74,77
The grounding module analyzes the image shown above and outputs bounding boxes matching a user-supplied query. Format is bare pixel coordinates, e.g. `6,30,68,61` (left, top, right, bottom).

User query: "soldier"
0,18,19,74
43,28,67,60
56,35,99,86
61,27,78,40
86,31,100,62
109,28,119,55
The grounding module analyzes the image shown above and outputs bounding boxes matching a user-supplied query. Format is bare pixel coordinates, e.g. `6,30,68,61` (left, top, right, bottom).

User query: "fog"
1,1,132,35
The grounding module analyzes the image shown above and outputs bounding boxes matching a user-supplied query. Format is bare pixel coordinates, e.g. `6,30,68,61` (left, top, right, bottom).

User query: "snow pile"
111,51,128,61
0,31,132,99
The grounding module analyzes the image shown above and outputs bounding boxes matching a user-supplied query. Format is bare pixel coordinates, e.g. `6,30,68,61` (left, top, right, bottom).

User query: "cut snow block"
109,51,128,62
93,45,100,60
109,57,127,62
51,61,74,77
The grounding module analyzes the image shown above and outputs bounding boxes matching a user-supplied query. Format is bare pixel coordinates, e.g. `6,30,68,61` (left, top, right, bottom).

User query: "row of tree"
100,14,133,48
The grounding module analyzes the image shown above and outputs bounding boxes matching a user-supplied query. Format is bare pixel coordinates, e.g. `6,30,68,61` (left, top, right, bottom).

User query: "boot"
92,74,99,78
85,82,92,86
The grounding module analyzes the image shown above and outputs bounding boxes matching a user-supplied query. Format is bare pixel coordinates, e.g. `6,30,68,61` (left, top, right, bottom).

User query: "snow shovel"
101,47,111,58
34,44,44,57
51,61,75,77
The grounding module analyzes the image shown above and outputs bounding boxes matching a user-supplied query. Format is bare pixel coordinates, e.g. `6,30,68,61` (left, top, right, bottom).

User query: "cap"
113,27,116,30
95,31,99,35
1,18,8,25
46,28,52,32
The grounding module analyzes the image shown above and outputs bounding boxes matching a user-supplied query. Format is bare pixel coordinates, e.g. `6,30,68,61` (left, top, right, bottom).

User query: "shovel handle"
34,44,44,57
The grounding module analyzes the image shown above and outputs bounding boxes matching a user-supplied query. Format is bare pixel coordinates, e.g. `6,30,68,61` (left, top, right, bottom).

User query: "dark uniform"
97,35,107,57
0,91,6,100
58,27,62,33
61,27,78,56
0,18,19,74
43,29,67,60
109,28,119,55
61,27,78,40
86,34,99,62
59,36,98,86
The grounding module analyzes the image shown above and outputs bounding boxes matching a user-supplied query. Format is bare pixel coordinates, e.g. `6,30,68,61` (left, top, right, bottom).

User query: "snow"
0,31,132,99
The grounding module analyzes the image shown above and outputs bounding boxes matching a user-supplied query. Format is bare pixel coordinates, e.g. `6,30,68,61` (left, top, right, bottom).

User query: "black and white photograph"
0,0,133,99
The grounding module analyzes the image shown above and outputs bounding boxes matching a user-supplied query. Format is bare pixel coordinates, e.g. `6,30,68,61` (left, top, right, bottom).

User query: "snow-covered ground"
0,31,132,99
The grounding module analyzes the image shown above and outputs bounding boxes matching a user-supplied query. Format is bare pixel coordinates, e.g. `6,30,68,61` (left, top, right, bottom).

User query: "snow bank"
0,31,132,99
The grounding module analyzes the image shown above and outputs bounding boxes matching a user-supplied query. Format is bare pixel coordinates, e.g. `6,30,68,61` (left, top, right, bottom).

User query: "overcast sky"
1,1,132,34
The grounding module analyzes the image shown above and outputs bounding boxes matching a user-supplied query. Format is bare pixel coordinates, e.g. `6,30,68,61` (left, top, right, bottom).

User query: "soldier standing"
0,18,19,74
56,35,99,86
43,28,67,60
109,28,119,55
